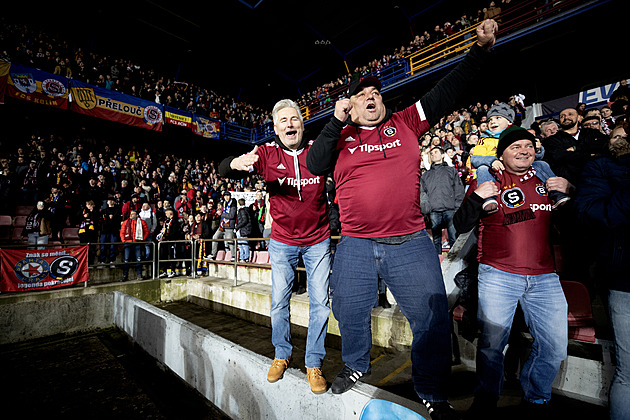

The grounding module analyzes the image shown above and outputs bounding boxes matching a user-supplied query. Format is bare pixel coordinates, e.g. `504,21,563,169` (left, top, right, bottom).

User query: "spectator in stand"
99,198,121,266
421,147,465,254
119,209,149,281
249,190,266,249
156,207,181,278
235,198,252,262
543,107,608,185
78,200,98,264
139,202,157,260
307,20,497,418
581,114,605,134
22,201,51,249
122,193,142,220
209,191,237,261
538,119,559,139
575,124,630,420
601,105,616,135
469,103,569,212
20,159,39,205
454,126,571,417
188,211,211,276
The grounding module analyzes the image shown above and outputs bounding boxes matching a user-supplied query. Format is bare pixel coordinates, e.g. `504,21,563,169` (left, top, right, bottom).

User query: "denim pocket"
478,263,493,273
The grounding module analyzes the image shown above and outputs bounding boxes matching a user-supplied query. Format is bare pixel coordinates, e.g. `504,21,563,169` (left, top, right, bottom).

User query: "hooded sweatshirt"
219,135,329,247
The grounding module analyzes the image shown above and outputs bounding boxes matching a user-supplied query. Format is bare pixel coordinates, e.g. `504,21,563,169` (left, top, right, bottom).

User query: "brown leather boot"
267,357,290,383
305,368,327,394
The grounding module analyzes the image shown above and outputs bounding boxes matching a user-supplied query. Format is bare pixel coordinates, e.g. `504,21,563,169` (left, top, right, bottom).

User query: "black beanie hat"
496,126,536,157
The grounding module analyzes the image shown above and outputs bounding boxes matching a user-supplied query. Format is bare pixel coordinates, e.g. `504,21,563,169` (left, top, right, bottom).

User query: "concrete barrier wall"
0,293,114,345
112,291,428,420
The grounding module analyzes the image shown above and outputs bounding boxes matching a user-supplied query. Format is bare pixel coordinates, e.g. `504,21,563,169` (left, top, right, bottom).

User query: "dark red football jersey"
254,140,330,246
333,102,431,238
471,168,555,275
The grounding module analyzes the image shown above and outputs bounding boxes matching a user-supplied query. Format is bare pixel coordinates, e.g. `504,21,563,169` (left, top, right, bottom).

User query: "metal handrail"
1,235,342,289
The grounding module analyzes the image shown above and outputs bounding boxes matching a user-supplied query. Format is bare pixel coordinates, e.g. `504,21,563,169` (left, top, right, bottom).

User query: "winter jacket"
574,153,630,292
420,162,465,213
235,207,252,236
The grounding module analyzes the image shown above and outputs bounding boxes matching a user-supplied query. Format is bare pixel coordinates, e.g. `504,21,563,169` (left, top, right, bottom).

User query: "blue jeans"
123,243,143,277
269,237,332,369
476,264,568,403
144,233,153,260
330,231,451,402
429,210,456,254
609,289,630,420
236,231,249,261
99,233,117,262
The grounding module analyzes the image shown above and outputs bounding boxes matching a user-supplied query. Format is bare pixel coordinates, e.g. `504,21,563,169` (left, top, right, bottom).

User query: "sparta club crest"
14,257,50,283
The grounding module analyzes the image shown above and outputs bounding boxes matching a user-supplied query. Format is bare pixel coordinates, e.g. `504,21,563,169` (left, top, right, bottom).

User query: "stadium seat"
15,205,33,216
561,280,596,343
216,250,226,261
12,227,26,243
62,227,80,244
0,215,11,241
224,250,232,261
13,215,27,227
256,251,270,264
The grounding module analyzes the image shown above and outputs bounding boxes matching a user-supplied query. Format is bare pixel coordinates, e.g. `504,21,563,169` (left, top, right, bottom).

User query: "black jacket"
574,153,630,292
543,127,608,185
420,162,465,213
235,207,252,236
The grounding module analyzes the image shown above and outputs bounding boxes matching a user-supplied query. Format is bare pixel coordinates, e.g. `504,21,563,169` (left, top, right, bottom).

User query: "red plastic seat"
561,280,596,343
255,251,269,264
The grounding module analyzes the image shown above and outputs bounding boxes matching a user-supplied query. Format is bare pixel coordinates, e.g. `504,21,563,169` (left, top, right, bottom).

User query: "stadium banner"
0,61,10,104
164,105,192,128
69,79,163,131
5,62,68,108
192,114,221,139
0,246,89,292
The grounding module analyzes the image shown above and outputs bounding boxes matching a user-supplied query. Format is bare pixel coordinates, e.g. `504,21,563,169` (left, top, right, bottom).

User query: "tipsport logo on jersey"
0,246,89,292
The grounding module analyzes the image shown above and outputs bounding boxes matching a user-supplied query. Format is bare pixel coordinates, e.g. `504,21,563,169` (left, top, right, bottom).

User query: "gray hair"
272,99,303,125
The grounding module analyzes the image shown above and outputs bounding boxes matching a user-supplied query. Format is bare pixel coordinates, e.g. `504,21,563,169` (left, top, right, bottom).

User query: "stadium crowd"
1,3,629,418
1,0,524,129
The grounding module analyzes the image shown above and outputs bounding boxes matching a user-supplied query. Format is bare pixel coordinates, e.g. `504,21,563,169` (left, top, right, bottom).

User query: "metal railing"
2,235,341,289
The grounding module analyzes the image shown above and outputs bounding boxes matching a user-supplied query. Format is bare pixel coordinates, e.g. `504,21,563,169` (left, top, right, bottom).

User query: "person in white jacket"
139,202,157,260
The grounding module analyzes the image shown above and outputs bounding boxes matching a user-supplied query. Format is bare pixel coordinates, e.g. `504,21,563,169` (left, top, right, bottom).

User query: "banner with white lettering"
5,62,68,109
192,114,220,139
69,79,163,131
0,246,89,292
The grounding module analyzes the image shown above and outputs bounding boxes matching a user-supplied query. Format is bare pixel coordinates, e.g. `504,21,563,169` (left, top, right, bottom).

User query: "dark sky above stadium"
84,0,479,108
15,0,480,108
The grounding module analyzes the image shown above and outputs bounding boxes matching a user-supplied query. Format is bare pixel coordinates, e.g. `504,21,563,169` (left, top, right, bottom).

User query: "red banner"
0,246,89,292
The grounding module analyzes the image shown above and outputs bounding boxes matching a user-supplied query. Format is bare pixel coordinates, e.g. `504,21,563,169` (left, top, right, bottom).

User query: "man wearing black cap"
454,127,571,417
307,18,498,419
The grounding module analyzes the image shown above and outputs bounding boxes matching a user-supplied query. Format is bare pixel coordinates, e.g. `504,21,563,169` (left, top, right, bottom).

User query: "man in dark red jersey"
454,126,570,417
307,19,498,420
219,99,331,395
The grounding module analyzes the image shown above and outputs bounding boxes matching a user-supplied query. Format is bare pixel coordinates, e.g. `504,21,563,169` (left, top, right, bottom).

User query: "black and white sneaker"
331,365,370,394
422,399,461,420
